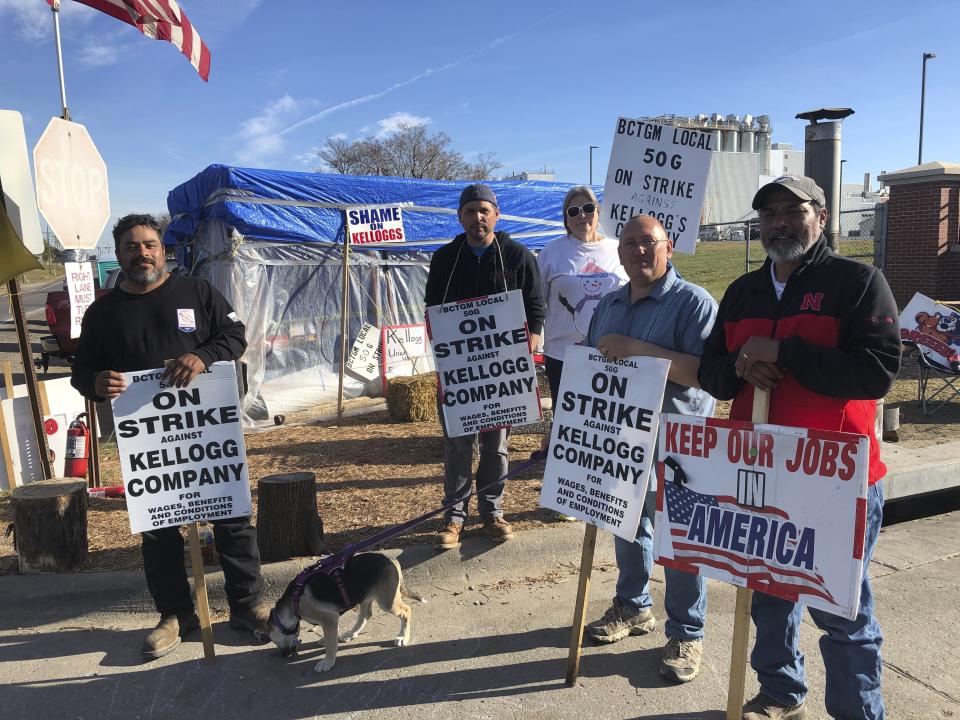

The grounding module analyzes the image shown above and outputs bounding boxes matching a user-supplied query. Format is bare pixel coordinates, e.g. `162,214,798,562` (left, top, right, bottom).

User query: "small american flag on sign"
52,0,211,81
664,480,836,605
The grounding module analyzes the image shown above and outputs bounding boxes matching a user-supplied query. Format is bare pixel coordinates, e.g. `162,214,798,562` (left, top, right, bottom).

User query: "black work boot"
229,603,270,642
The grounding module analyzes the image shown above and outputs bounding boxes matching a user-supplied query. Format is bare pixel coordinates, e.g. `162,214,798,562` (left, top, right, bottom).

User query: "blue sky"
1,0,957,250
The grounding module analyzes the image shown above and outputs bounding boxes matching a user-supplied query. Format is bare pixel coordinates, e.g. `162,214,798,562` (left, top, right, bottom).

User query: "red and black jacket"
697,236,900,484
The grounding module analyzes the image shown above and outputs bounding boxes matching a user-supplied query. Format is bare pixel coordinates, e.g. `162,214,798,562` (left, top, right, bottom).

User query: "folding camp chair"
904,341,960,415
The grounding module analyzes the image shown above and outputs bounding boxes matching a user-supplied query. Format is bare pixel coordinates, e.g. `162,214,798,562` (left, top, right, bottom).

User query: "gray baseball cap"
752,175,826,210
459,183,498,210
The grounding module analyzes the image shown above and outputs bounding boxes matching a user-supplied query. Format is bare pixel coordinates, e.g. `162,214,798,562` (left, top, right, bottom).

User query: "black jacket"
71,275,247,402
424,231,545,334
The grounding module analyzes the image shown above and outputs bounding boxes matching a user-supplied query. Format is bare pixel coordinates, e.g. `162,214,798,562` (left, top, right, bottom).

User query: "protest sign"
899,291,960,367
346,322,380,381
653,414,869,620
539,345,669,541
380,324,434,393
426,290,540,437
64,261,95,339
600,117,713,254
112,362,251,534
346,204,406,245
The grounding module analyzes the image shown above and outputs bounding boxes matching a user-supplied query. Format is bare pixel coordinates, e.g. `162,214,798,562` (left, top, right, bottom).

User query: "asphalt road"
0,278,71,386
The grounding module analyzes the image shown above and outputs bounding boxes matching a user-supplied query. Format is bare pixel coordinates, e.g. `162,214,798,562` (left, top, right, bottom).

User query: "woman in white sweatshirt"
537,185,627,399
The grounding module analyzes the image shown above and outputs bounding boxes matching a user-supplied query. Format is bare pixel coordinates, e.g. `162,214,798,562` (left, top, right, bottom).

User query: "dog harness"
291,553,355,618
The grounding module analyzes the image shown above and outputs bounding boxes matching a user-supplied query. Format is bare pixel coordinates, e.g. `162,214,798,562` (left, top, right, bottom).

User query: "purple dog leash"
288,449,547,617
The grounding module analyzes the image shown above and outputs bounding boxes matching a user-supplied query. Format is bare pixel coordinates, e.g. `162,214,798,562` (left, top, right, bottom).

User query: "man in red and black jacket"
698,176,899,720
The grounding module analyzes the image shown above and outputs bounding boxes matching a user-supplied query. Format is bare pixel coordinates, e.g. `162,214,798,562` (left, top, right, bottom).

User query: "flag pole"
50,1,71,121
337,218,351,420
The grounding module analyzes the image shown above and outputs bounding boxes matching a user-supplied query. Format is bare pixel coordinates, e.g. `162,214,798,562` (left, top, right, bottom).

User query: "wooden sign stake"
186,522,216,663
565,523,598,686
725,387,769,719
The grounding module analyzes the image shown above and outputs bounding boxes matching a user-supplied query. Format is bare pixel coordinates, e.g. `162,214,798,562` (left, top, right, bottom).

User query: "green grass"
672,241,751,301
672,238,878,301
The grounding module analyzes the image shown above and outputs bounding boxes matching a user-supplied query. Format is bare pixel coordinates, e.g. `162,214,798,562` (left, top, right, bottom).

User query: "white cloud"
294,147,323,167
232,94,308,166
375,112,430,138
77,42,119,67
270,25,534,141
0,0,94,41
328,132,348,142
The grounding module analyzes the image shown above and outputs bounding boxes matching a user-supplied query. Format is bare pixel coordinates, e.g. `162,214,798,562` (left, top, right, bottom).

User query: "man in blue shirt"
583,215,717,683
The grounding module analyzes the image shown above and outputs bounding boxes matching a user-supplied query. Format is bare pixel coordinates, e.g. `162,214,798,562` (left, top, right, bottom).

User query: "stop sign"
33,118,110,250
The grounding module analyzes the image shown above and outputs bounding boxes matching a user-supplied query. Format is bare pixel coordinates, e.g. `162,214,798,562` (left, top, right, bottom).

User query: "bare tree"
316,123,501,180
157,212,172,237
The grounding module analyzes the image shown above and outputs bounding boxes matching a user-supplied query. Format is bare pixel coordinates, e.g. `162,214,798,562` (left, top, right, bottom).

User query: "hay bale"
386,373,438,422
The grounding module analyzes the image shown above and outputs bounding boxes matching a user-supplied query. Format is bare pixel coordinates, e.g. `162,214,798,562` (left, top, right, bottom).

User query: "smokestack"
862,172,871,197
796,108,855,251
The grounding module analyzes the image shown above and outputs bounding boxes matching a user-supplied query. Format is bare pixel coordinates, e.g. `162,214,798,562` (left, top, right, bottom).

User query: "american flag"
664,481,836,605
52,0,211,81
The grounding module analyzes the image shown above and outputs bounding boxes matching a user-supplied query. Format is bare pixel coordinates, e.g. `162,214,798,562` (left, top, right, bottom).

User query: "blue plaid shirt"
586,264,717,420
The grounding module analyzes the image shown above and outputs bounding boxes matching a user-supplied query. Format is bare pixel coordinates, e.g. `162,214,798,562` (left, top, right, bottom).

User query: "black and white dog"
267,552,424,672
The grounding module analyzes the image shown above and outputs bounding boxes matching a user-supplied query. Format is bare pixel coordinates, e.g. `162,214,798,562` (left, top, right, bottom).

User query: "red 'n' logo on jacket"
800,292,824,311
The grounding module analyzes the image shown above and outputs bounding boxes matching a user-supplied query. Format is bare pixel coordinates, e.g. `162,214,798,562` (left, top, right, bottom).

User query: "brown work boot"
659,637,703,683
435,522,463,550
229,602,271,641
742,692,806,719
482,517,514,543
142,612,199,660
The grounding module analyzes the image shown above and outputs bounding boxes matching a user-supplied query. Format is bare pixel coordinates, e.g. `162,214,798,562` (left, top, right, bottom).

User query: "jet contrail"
274,14,557,139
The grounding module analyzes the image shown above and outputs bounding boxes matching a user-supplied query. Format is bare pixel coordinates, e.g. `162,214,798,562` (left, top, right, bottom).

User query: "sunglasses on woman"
566,203,597,218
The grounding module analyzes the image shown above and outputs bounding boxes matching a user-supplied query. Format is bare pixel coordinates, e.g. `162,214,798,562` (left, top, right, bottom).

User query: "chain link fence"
671,209,878,301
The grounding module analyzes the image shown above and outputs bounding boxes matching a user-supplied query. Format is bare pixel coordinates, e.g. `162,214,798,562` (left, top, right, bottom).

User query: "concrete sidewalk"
2,497,959,720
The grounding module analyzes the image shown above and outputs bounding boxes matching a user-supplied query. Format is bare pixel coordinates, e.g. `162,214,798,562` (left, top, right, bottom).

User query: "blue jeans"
440,420,510,524
750,481,885,719
614,490,707,640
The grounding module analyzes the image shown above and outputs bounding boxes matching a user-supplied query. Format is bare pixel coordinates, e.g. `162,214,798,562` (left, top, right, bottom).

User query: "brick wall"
884,179,960,307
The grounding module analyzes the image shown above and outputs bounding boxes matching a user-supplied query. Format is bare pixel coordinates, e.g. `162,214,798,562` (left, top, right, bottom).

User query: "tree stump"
11,478,88,574
256,472,324,562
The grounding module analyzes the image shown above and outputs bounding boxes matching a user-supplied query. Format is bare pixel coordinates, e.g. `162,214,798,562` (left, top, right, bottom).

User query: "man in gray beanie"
424,183,545,549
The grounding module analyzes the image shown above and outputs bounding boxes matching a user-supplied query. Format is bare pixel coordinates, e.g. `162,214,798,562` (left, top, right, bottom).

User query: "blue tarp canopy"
166,164,598,252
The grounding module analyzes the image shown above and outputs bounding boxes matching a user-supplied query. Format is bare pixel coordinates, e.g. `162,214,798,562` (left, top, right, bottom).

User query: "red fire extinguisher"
64,413,90,479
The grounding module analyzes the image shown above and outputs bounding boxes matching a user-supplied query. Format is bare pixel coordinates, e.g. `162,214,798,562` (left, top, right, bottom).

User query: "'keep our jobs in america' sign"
539,345,669,541
600,117,713,254
426,290,541,438
111,362,252,534
653,414,870,620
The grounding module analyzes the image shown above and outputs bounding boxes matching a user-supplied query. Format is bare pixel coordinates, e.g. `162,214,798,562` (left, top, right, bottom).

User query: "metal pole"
336,221,351,420
51,1,70,121
589,145,598,185
918,52,935,165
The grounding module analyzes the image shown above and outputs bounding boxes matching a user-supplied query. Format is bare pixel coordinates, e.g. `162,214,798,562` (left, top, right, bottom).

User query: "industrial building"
641,113,806,224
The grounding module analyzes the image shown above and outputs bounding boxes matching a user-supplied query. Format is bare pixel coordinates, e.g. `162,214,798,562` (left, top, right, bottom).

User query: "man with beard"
698,176,900,719
72,214,270,661
425,184,544,549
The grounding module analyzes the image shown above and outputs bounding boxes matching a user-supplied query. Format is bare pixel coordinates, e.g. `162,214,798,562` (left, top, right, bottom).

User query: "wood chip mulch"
0,411,562,575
